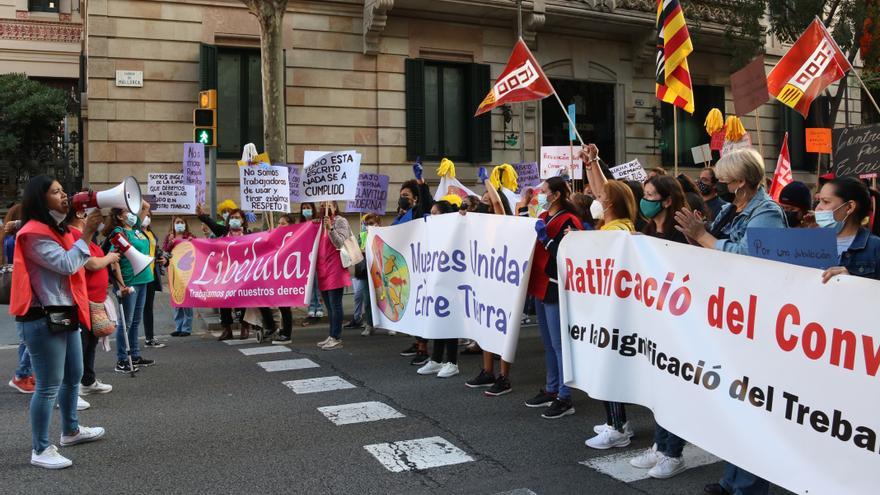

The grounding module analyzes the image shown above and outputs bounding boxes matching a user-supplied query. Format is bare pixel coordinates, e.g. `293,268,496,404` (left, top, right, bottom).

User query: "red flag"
768,18,852,118
475,39,554,116
770,133,793,201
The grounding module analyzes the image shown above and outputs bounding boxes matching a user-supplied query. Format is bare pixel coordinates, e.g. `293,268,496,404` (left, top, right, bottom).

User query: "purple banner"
287,164,302,202
183,143,206,205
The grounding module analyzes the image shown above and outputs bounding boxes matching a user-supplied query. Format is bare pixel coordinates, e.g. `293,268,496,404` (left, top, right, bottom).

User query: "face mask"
142,216,151,228
698,182,713,196
639,198,663,219
98,223,105,232
784,210,803,228
815,203,849,233
174,223,186,233
302,209,313,219
590,200,605,220
228,218,243,230
222,212,230,221
398,197,412,211
537,193,548,207
125,212,138,227
49,209,67,225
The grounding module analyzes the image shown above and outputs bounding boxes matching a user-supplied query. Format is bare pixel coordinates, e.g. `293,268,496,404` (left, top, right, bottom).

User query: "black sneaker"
400,343,419,357
484,375,511,396
144,339,166,348
131,357,155,367
525,389,557,408
170,331,181,337
541,398,575,419
409,352,430,366
114,361,139,373
465,369,496,388
273,335,291,344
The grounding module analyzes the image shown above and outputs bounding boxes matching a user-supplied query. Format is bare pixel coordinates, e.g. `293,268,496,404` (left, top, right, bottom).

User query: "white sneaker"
30,445,72,469
321,337,343,351
387,330,396,336
648,454,686,479
79,380,112,396
360,325,374,337
593,421,635,438
77,396,90,411
315,310,324,318
417,360,443,375
436,362,460,378
316,336,331,348
585,428,631,450
308,310,316,318
630,444,662,469
60,426,105,447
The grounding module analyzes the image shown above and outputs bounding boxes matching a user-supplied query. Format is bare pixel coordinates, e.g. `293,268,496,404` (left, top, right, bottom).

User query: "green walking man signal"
193,90,217,147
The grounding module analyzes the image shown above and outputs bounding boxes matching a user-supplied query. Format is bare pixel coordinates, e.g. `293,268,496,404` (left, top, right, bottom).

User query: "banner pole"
754,106,764,156
673,105,679,176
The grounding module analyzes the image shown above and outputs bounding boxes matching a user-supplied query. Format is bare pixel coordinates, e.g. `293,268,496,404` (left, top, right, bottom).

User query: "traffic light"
193,89,217,146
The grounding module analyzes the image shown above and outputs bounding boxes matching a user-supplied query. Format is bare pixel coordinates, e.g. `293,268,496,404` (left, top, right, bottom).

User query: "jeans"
15,325,32,378
535,299,569,399
431,339,458,364
116,283,147,361
352,278,365,323
720,463,770,495
321,288,344,339
308,286,323,314
80,326,99,386
20,319,82,453
143,283,156,340
654,425,685,458
173,307,193,335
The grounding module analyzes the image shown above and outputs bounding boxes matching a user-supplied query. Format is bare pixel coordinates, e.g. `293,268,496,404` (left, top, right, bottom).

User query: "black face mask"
785,210,803,228
398,197,412,211
698,181,713,196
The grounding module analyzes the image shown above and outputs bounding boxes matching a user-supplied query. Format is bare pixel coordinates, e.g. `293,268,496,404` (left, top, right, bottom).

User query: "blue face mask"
815,202,850,234
302,209,313,219
639,198,663,219
228,218,243,230
537,193,548,207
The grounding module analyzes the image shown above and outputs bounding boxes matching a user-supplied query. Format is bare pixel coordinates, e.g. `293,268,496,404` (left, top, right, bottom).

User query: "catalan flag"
655,0,694,114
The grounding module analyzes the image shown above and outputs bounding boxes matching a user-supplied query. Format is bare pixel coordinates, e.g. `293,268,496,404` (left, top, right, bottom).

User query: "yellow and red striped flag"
655,0,694,113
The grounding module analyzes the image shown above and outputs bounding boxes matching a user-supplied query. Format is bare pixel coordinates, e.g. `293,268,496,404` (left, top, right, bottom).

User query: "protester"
461,195,481,213
525,177,582,419
196,199,237,238
358,213,381,337
698,166,728,220
570,192,595,229
685,192,709,220
817,177,880,283
11,176,106,469
215,209,252,340
314,201,353,351
674,148,784,495
624,180,647,231
140,212,166,348
270,214,296,344
298,203,325,323
5,204,35,394
777,181,814,228
163,216,195,337
648,167,667,179
345,214,369,331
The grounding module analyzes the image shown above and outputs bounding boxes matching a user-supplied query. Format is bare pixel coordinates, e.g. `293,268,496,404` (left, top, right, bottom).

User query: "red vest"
528,210,582,300
9,221,91,329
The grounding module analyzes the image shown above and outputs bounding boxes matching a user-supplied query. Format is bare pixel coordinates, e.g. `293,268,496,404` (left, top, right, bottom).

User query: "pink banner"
167,223,319,308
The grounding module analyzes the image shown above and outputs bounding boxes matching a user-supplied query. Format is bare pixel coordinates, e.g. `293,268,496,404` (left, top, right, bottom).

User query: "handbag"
44,306,79,334
89,299,116,337
339,233,364,269
0,264,11,305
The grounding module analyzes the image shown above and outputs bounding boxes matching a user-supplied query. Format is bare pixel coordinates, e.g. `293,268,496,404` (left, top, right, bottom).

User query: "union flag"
769,133,793,202
475,39,554,116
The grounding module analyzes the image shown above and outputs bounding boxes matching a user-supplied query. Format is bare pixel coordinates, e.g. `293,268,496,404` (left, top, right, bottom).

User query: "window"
405,59,491,163
29,0,59,12
542,80,616,162
200,45,263,158
661,85,725,168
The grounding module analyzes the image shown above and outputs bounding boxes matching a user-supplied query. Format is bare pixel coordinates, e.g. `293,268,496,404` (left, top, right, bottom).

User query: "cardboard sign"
239,164,291,213
609,159,648,182
730,55,770,116
513,162,541,193
347,173,389,214
833,124,880,178
287,165,302,203
540,146,583,179
721,134,753,156
302,150,361,202
710,128,726,151
183,143,206,205
691,144,713,165
747,227,837,269
805,128,832,154
147,173,196,214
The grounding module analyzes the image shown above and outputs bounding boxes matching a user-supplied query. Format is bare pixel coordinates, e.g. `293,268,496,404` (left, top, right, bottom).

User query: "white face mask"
174,223,186,233
125,212,138,227
142,216,151,228
98,223,105,232
590,200,605,221
48,209,67,225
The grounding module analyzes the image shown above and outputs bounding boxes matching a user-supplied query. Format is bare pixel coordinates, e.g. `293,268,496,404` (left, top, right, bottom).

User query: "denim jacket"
840,228,880,280
710,188,786,255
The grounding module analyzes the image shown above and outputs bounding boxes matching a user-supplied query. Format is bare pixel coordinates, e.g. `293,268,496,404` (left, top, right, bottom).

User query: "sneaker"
60,426,105,447
272,335,291,344
131,357,154,367
524,389,556,408
321,337,343,351
308,310,316,318
344,320,364,329
417,360,443,375
316,336,331,348
585,428,631,450
77,396,90,411
143,339,166,348
360,325,374,337
521,315,531,325
399,343,419,357
630,445,662,469
114,361,139,374
315,310,324,318
31,445,72,469
465,369,496,388
9,375,35,394
648,454,686,479
484,375,512,397
437,362,460,378
593,421,635,438
541,398,575,419
387,330,397,336
79,380,112,396
410,352,430,366
170,331,182,337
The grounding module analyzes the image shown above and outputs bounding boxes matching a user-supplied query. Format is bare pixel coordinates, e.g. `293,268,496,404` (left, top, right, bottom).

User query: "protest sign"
287,165,302,203
609,159,648,182
833,124,880,178
558,232,880,495
730,55,770,116
540,146,583,179
513,162,540,192
239,164,291,213
367,213,537,362
167,223,320,308
347,173,389,214
721,134,752,156
147,173,196,214
183,143,206,205
747,227,837,269
691,144,712,165
302,150,361,202
805,128,832,154
710,128,726,151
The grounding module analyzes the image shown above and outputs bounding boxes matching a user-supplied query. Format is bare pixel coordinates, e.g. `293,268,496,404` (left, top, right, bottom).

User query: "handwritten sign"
730,55,769,116
513,162,540,193
287,165,302,203
540,146,582,179
805,128,832,154
747,227,837,269
147,173,196,214
833,124,880,178
302,150,361,202
710,128,726,151
721,134,752,156
347,173,389,214
240,164,291,213
609,159,648,182
691,144,712,165
183,143,206,205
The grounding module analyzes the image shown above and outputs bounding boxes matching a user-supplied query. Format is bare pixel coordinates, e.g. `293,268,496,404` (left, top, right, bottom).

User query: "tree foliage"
0,73,67,159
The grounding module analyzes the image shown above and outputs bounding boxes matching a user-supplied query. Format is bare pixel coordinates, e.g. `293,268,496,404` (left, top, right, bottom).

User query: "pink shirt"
316,227,351,292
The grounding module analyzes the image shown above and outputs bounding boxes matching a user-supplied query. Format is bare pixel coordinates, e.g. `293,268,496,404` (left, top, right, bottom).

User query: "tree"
240,0,289,165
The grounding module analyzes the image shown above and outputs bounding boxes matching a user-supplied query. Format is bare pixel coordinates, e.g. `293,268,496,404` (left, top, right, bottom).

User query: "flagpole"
673,106,679,176
753,106,764,156
852,69,880,117
551,89,585,146
517,0,526,165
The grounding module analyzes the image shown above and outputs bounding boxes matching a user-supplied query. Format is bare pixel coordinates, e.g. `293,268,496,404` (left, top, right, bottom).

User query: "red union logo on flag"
475,39,554,116
777,39,836,108
494,59,539,98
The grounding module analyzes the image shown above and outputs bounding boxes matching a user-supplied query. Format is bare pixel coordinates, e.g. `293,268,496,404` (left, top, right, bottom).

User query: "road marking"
364,436,474,472
283,376,356,394
318,401,404,426
258,358,320,372
494,490,538,495
222,338,259,346
238,346,291,356
580,444,720,483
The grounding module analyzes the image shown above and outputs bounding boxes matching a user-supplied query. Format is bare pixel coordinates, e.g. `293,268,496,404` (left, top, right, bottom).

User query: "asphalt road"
0,310,795,494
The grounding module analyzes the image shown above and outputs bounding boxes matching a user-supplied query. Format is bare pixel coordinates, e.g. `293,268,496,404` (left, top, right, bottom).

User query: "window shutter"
405,58,426,162
199,44,218,90
467,63,492,163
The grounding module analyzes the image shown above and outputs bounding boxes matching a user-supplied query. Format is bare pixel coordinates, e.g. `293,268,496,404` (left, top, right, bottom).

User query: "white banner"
557,232,880,495
239,164,291,213
433,176,478,202
367,213,537,362
302,150,361,202
147,173,196,214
